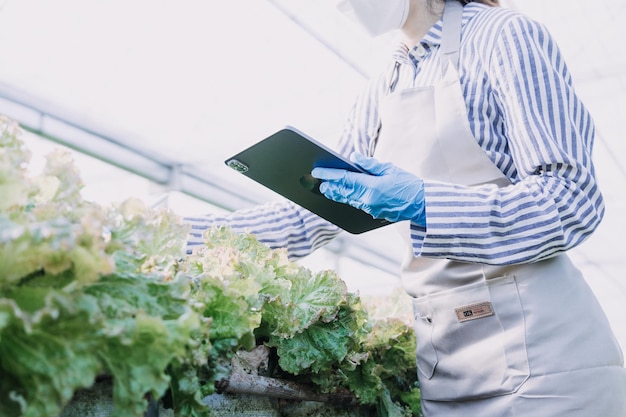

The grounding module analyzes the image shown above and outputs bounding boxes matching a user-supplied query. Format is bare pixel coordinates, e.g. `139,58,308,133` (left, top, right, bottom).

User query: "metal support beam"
0,83,260,211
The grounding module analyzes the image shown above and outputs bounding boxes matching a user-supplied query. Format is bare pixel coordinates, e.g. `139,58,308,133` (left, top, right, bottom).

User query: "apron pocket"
413,275,530,401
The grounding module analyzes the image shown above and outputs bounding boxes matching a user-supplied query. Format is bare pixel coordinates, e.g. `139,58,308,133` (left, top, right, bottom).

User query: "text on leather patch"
455,301,494,323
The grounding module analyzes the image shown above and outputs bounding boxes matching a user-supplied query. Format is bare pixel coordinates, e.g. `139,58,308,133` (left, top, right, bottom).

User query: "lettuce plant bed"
60,375,374,417
0,117,422,417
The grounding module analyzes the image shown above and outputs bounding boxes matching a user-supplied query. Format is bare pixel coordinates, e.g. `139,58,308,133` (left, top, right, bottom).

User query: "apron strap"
440,0,464,74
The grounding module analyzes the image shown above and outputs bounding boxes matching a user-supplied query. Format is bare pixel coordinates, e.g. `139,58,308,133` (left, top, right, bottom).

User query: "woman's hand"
312,152,426,225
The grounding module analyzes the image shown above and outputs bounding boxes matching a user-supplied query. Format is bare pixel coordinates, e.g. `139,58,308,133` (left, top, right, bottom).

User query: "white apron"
373,1,626,415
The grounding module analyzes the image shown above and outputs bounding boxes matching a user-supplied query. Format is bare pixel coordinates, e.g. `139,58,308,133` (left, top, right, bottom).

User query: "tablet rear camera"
226,159,249,173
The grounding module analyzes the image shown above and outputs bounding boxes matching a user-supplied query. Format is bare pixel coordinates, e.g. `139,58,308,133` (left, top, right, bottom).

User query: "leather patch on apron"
455,301,494,323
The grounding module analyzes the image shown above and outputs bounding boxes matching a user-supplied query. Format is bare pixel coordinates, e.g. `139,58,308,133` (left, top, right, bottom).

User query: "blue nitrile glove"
311,152,426,225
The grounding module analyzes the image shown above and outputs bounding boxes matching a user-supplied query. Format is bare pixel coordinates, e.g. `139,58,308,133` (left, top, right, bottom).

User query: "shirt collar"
390,2,485,64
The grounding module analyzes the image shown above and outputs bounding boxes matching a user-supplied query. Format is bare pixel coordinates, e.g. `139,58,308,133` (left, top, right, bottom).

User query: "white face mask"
338,0,410,37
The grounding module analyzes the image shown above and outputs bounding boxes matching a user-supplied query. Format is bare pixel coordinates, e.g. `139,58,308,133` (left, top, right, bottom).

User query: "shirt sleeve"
183,201,341,260
410,14,605,265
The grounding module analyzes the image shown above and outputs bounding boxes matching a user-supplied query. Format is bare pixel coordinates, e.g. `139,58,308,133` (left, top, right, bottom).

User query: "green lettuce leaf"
261,268,349,338
0,290,104,417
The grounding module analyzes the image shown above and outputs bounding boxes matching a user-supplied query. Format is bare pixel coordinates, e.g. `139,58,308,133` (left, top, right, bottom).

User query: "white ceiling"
0,0,625,349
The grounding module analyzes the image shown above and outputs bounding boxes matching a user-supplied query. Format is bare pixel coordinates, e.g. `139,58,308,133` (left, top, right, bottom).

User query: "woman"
186,0,626,415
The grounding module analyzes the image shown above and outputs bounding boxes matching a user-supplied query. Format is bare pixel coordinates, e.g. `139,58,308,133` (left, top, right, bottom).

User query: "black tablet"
224,126,392,234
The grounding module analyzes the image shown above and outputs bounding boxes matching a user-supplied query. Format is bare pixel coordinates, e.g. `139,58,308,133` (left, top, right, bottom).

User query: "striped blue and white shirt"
185,3,604,266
